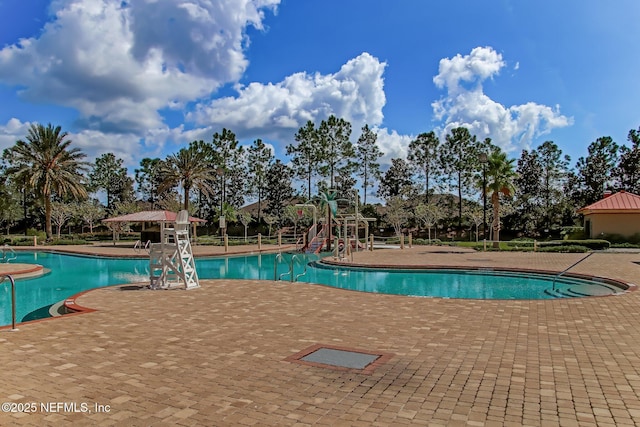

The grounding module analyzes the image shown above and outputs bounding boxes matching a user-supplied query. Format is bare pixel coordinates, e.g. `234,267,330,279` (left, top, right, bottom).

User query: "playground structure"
149,210,200,290
298,190,376,255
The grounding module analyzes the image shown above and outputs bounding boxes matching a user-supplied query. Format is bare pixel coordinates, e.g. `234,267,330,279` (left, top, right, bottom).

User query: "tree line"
0,120,638,241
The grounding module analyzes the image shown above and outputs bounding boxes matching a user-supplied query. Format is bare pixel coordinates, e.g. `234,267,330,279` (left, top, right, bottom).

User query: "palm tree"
159,143,215,211
482,149,516,248
4,123,89,240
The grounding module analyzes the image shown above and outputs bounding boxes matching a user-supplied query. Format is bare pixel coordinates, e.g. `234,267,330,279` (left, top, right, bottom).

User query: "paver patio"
1,245,640,426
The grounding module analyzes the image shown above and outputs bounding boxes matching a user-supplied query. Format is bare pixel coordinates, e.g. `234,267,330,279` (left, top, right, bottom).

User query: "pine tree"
287,121,320,200
246,139,273,223
615,127,640,194
355,124,383,205
439,127,482,228
408,131,440,203
316,115,354,189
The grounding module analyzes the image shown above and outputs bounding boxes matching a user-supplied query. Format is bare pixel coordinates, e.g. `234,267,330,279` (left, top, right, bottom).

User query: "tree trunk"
44,195,52,240
425,166,429,204
457,171,463,229
492,192,500,249
183,185,190,210
363,163,368,205
307,163,312,201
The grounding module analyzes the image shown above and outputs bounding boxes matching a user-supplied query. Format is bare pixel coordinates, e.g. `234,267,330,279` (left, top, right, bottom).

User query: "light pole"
479,153,488,240
352,189,359,252
216,168,225,236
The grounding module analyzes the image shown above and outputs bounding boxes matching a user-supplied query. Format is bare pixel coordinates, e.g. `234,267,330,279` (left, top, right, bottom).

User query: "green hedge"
537,245,590,253
412,238,443,245
11,238,39,247
506,239,535,248
49,238,89,245
610,242,640,249
472,239,609,252
538,239,609,250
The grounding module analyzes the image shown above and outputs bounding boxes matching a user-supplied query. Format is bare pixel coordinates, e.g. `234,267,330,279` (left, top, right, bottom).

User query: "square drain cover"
285,344,393,374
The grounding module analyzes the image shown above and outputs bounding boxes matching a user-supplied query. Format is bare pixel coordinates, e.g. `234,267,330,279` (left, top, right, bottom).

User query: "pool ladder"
274,253,308,282
1,274,19,331
2,245,17,263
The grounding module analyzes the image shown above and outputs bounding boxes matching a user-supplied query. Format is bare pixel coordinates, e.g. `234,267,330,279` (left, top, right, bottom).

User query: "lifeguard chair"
149,210,200,289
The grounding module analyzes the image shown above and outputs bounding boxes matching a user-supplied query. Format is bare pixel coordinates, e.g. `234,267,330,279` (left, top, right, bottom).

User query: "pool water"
0,251,626,326
302,262,624,300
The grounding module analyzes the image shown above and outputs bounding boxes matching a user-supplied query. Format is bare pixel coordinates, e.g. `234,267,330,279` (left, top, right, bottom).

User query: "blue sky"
0,0,639,187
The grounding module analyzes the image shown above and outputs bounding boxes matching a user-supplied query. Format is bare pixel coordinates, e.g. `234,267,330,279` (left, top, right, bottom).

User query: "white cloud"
372,127,413,167
432,46,572,152
0,0,279,134
189,52,387,141
433,46,505,95
0,118,32,152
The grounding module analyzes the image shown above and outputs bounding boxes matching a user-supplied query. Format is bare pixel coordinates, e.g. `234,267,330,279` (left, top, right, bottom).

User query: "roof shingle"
578,191,640,213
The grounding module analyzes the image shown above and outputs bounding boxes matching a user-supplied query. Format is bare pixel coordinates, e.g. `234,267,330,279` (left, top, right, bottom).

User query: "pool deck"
2,245,640,425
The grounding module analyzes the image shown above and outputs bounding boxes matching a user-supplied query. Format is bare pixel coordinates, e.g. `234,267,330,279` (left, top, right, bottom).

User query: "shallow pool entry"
301,262,630,300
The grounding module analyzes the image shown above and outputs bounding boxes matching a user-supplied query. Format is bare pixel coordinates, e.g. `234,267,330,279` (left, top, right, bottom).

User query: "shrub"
49,238,89,245
538,239,609,250
610,242,640,249
538,245,590,253
599,233,640,245
11,237,39,246
506,239,535,248
560,226,585,240
26,228,46,239
411,238,442,245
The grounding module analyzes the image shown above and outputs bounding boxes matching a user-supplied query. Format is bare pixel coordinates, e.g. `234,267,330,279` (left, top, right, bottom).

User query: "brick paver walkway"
1,246,640,426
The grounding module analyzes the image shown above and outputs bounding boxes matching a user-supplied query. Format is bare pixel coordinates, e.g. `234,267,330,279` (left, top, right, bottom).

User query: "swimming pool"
0,251,628,326
303,262,627,300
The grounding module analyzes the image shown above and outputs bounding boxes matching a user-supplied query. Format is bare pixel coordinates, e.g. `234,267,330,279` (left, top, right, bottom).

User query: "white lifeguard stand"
149,210,200,290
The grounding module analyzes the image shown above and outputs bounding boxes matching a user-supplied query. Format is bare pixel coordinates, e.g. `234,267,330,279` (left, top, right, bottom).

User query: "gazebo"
102,210,206,244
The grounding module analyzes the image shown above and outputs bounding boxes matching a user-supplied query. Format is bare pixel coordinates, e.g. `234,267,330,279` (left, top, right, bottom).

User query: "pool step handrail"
294,255,309,282
1,274,19,331
274,253,308,282
274,253,290,281
2,245,17,263
134,239,152,254
552,252,594,290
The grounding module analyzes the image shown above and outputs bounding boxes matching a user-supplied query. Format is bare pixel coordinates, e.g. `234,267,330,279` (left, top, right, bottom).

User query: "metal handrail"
274,253,286,281
273,253,309,282
281,254,296,282
2,245,17,263
552,252,594,290
294,255,309,282
134,240,152,254
1,274,19,331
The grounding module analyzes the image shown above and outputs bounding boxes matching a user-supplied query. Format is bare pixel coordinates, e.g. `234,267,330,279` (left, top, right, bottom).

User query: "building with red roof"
577,191,640,239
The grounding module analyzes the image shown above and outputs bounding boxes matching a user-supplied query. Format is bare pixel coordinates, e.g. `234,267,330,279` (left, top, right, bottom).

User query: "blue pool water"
0,251,626,326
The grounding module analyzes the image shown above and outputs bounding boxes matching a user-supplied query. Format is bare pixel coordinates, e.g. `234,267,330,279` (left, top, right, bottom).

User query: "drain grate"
285,344,393,374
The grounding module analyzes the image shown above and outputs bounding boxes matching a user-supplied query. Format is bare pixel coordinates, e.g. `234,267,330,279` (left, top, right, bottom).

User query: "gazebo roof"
577,191,640,214
102,210,206,224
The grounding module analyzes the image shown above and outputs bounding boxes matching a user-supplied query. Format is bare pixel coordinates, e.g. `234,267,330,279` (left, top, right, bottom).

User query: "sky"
0,0,639,196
